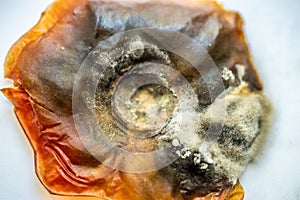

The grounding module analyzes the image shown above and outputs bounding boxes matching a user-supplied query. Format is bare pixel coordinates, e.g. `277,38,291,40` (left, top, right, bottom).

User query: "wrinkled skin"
1,0,270,199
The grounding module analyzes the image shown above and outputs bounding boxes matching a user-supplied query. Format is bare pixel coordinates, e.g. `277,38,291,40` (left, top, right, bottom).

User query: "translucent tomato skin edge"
4,0,87,81
1,87,110,200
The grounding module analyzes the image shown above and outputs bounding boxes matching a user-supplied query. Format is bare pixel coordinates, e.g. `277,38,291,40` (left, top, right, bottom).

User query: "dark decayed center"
113,83,178,138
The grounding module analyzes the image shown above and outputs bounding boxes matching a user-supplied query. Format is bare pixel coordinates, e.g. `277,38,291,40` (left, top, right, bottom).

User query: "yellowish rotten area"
129,84,178,131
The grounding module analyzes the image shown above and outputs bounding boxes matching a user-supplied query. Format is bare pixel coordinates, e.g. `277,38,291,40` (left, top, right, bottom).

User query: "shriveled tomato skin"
1,0,261,199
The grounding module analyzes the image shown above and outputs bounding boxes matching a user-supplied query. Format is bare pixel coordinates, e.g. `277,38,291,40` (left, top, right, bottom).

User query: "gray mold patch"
161,81,272,196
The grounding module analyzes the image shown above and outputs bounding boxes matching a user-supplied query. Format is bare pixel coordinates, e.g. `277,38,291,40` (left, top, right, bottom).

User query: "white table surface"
0,0,299,199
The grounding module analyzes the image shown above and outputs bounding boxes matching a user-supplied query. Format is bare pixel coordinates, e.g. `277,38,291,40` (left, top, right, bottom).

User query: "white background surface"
0,0,299,199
